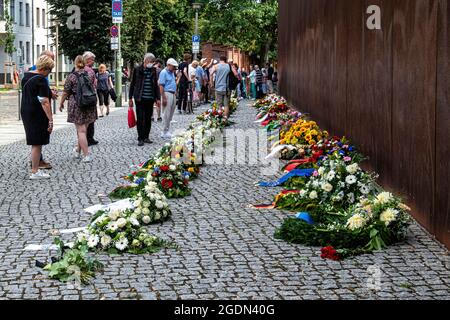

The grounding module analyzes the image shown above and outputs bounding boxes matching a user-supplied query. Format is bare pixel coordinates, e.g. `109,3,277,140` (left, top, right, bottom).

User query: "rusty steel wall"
278,0,449,248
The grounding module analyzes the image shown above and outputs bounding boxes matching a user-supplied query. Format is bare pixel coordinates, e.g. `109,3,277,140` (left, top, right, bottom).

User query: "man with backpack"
211,56,238,119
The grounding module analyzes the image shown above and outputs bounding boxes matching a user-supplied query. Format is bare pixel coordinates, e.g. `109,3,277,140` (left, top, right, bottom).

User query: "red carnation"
160,166,170,172
320,246,340,261
161,179,174,189
183,179,189,186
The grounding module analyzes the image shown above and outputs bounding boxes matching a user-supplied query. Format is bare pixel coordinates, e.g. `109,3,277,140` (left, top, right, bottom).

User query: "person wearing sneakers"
59,55,97,163
21,55,55,180
159,58,178,140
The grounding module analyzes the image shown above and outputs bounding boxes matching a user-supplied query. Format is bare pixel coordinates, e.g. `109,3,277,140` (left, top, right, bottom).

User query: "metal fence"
278,0,450,248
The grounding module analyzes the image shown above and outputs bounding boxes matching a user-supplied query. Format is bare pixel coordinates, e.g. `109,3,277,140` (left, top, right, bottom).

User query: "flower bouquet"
274,192,412,259
149,157,191,199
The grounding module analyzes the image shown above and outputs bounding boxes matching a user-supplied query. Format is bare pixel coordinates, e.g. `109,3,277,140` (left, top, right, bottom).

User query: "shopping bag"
128,107,136,128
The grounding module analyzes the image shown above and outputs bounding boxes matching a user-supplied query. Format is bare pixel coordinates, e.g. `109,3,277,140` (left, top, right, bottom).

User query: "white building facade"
0,0,72,85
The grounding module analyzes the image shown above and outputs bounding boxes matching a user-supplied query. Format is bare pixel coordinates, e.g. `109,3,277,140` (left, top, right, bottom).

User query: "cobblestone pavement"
0,100,449,300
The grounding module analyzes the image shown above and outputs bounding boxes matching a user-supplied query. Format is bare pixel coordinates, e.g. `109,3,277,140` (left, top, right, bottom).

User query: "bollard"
18,89,21,121
53,99,57,115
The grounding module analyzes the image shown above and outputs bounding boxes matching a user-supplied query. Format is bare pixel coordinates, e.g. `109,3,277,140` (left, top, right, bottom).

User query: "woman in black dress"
21,56,54,180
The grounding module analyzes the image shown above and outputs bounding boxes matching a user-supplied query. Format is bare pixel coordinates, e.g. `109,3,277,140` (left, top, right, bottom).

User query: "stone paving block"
0,101,448,300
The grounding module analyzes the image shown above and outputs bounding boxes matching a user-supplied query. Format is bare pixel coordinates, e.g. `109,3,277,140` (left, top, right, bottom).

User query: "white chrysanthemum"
142,208,150,215
345,175,357,185
380,208,398,226
142,216,151,224
346,214,366,230
116,218,127,228
375,192,394,205
100,235,112,247
115,237,129,251
76,232,89,243
87,235,99,248
147,193,155,201
309,191,318,199
346,163,359,174
326,171,336,181
154,213,161,221
321,183,333,193
155,201,164,209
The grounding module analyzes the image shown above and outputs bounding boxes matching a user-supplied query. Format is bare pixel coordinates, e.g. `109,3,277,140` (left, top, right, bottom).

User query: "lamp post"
192,2,202,61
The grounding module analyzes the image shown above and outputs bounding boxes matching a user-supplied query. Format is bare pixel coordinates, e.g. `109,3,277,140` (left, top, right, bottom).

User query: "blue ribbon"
257,169,315,187
296,212,315,225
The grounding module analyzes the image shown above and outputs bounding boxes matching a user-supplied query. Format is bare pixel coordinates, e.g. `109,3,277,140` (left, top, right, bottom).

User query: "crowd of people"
20,49,277,180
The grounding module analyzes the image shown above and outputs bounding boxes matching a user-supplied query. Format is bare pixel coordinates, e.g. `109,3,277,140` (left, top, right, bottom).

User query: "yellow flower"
309,140,316,145
188,167,195,173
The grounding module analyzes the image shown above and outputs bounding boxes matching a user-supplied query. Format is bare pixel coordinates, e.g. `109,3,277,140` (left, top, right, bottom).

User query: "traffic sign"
111,25,119,37
111,43,119,51
192,35,200,42
192,43,200,54
112,0,123,24
111,37,119,44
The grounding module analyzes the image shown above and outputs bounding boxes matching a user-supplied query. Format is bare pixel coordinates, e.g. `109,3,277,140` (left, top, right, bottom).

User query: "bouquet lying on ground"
252,94,412,260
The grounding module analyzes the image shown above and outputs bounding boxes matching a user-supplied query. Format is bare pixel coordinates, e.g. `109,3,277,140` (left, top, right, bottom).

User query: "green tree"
122,0,193,65
0,0,16,61
47,0,113,63
199,0,278,62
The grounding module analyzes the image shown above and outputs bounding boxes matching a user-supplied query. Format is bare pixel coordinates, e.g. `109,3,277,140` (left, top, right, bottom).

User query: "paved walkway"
0,100,449,300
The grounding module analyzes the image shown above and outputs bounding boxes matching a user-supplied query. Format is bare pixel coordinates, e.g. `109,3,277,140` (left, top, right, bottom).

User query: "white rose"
321,183,333,193
108,210,120,221
309,191,318,200
169,165,176,171
142,208,150,215
300,189,307,197
116,218,127,228
100,235,112,247
163,210,169,217
142,201,151,208
134,208,142,215
155,201,164,209
142,216,151,224
154,213,161,221
129,217,140,227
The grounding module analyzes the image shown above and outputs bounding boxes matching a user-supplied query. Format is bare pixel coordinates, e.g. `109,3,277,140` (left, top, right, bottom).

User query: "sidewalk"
0,93,124,146
0,101,448,300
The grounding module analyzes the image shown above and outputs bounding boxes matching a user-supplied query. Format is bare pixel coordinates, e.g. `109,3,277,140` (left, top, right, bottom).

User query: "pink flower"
344,157,352,162
313,171,319,177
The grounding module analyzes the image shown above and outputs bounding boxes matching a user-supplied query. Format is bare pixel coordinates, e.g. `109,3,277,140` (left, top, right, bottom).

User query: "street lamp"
192,2,202,61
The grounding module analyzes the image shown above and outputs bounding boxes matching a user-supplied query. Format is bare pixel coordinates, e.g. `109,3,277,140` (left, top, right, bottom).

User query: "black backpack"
76,71,97,109
228,64,239,91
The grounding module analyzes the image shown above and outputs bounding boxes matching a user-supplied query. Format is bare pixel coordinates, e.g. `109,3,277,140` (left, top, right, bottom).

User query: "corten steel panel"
436,0,450,247
392,0,437,229
278,0,448,248
360,0,394,188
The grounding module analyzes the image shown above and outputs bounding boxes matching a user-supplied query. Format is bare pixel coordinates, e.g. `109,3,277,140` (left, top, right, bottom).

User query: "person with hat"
159,58,179,139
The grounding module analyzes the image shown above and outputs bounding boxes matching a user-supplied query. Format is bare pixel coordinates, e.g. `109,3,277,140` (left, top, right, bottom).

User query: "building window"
25,2,29,27
41,45,45,53
9,0,15,23
36,44,40,57
19,40,23,63
26,41,30,64
36,7,39,27
41,8,45,28
18,1,22,25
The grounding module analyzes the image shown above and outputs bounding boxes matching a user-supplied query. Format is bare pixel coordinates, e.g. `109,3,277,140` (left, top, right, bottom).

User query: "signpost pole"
115,23,122,108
